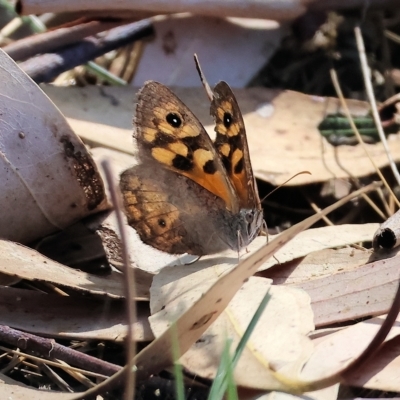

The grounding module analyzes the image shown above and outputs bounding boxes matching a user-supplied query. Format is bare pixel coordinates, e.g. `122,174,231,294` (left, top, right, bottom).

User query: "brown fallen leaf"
302,314,400,392
0,49,108,244
256,223,378,272
287,247,400,326
264,247,372,285
71,184,378,399
150,275,314,390
0,286,153,342
43,84,400,185
0,240,149,300
344,335,400,392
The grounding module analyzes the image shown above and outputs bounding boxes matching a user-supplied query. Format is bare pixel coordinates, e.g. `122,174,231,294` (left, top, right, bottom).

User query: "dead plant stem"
330,68,400,209
355,26,400,187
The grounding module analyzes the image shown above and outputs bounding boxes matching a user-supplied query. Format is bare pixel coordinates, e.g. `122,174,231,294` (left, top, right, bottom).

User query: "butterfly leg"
261,219,269,244
262,219,281,264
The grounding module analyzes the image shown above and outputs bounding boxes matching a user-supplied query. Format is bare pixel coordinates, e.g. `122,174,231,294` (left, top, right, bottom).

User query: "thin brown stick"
101,160,137,400
0,325,120,377
3,19,123,62
354,26,400,186
340,278,400,380
330,68,400,209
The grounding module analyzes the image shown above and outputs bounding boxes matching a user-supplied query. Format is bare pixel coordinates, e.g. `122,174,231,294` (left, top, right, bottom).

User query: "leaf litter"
1,11,400,400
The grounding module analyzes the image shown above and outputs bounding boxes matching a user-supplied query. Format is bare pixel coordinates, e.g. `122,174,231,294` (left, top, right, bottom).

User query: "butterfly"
119,61,263,256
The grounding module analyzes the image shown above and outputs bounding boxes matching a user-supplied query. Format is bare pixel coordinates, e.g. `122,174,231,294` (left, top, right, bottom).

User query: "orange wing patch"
211,81,259,209
135,81,239,212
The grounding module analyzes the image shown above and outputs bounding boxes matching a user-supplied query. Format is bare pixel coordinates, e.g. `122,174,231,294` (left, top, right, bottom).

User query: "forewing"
211,81,260,209
135,81,238,212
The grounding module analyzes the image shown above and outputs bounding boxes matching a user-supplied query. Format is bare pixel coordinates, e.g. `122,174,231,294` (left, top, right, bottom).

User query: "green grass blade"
232,289,271,367
207,338,233,400
208,289,272,399
171,323,185,400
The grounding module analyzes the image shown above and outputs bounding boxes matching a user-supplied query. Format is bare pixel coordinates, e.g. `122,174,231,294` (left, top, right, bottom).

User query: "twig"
0,346,108,379
3,19,124,61
0,325,121,377
340,278,400,380
101,160,137,400
330,68,400,208
355,26,400,186
19,19,154,83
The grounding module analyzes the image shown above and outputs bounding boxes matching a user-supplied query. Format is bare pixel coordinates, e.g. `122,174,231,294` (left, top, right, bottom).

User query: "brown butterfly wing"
211,82,260,210
120,164,240,255
120,166,188,254
134,81,238,213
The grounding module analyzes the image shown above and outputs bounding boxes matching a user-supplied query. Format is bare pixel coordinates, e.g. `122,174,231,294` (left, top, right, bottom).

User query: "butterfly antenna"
260,171,311,203
194,53,214,102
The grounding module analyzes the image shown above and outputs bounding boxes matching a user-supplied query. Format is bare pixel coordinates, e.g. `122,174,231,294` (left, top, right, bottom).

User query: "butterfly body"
120,80,263,256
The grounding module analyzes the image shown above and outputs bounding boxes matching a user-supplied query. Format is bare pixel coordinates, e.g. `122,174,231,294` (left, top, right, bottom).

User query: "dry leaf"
43,83,400,186
302,314,400,392
131,183,378,385
150,274,314,390
0,240,149,300
0,287,153,342
264,247,372,285
289,248,400,326
344,335,400,392
256,223,378,272
0,49,108,244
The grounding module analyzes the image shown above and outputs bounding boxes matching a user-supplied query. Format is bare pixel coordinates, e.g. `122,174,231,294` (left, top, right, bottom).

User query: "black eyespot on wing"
158,218,166,227
233,157,244,174
172,154,193,171
223,112,233,128
203,159,217,174
166,112,182,128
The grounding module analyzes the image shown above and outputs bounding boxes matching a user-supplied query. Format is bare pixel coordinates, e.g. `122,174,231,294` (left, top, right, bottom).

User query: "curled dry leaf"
150,272,314,390
0,239,149,300
373,208,400,250
0,286,153,342
302,314,400,392
0,49,108,244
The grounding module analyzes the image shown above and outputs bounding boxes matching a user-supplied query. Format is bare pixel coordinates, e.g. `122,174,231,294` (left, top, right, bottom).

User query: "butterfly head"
236,208,264,249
